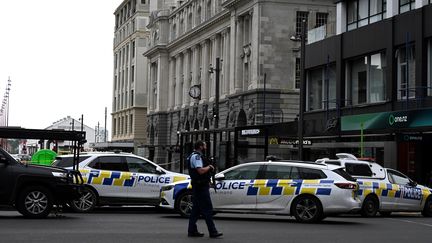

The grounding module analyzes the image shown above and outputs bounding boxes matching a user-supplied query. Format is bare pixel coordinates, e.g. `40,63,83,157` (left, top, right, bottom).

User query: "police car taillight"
334,183,357,190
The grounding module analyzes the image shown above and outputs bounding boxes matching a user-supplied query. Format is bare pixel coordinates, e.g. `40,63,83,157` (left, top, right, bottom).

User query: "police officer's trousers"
188,186,217,234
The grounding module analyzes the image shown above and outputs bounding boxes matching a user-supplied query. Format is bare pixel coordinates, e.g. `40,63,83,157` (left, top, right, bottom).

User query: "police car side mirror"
215,173,225,181
156,167,166,175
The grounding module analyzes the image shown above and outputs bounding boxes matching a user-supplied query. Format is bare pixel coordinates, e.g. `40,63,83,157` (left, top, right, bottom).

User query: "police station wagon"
317,154,432,217
53,152,189,213
159,161,361,223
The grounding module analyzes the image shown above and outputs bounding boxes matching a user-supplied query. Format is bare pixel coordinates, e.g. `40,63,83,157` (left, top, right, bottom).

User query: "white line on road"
387,218,432,228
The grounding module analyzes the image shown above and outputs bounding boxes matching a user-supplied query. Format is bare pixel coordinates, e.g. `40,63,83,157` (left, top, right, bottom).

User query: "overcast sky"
0,0,123,135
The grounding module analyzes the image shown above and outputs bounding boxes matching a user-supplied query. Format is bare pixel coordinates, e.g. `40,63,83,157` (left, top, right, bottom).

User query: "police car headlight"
52,172,68,178
161,185,174,191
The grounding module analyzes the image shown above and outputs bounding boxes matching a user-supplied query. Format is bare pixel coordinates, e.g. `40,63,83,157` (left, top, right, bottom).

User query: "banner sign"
341,108,432,131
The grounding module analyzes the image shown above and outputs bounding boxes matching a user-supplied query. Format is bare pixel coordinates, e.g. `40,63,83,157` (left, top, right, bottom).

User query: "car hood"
26,164,68,173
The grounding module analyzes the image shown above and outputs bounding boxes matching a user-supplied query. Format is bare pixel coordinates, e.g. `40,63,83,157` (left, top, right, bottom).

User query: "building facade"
144,0,335,169
304,0,432,184
112,0,151,153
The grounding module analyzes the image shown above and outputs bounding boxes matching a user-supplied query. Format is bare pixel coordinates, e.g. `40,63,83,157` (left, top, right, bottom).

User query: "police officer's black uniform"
187,150,222,238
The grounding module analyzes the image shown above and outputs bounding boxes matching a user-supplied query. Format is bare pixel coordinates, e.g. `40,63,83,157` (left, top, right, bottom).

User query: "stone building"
143,0,336,168
111,0,152,153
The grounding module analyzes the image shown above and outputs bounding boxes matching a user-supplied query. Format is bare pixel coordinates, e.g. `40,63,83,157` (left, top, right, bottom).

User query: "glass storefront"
306,64,336,111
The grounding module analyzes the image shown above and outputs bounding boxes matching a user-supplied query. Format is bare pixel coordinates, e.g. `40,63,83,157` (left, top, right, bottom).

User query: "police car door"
255,164,297,211
211,164,263,210
387,169,422,210
126,156,168,202
86,156,132,198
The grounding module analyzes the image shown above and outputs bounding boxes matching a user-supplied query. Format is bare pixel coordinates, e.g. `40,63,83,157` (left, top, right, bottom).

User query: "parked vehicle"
53,152,189,213
160,160,361,223
0,148,81,218
317,153,432,217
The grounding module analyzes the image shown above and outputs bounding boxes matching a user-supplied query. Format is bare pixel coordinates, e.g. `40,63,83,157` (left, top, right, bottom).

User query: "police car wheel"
422,197,432,217
292,195,323,223
70,187,97,213
16,186,53,219
176,191,193,218
361,196,379,217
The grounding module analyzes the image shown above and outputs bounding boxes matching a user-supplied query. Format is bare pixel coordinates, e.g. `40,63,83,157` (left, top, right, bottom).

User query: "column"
201,40,210,102
175,54,182,108
148,62,154,111
183,50,191,107
168,58,175,109
190,46,199,106
235,16,244,92
223,29,230,97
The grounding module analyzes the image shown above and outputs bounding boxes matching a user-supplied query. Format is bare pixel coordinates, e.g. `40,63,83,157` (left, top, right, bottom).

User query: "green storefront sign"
341,108,432,131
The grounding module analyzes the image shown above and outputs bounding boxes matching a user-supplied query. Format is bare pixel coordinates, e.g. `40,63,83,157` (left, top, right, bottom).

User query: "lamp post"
209,58,221,161
298,19,307,161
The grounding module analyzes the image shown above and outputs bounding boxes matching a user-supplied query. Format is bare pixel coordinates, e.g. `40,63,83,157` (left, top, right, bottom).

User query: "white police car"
52,152,189,213
317,154,432,217
160,160,361,223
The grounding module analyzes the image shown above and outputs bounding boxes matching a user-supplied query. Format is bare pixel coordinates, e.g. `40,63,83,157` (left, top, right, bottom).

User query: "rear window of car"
345,163,373,177
332,168,356,182
298,167,327,179
52,156,91,168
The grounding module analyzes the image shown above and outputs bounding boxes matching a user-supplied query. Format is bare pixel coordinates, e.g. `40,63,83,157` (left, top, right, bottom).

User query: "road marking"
387,218,432,228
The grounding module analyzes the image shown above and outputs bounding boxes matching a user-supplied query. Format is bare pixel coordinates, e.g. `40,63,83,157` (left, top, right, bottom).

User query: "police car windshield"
52,156,91,168
332,168,356,182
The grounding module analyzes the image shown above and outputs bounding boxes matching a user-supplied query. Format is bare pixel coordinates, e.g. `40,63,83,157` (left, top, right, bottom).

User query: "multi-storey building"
112,0,151,153
144,0,335,169
304,0,432,184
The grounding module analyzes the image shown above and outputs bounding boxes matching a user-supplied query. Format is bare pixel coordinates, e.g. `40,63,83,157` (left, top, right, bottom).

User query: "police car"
52,152,189,213
317,154,432,217
159,160,361,223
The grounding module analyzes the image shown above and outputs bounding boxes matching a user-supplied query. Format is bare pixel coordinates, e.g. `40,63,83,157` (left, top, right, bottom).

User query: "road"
1,207,432,243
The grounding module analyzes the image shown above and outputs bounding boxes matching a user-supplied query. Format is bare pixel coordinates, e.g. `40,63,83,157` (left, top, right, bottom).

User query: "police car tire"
291,195,324,223
175,190,193,218
16,186,53,219
361,196,379,217
70,187,97,213
422,197,432,217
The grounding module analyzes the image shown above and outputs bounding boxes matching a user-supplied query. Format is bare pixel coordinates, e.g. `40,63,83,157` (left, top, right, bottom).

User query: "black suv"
0,148,82,218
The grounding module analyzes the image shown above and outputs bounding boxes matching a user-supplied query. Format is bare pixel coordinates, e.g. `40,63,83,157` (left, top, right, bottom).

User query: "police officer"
187,140,223,238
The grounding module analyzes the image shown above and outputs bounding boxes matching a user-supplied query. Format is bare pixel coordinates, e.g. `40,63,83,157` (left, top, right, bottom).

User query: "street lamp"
209,58,221,162
290,20,307,161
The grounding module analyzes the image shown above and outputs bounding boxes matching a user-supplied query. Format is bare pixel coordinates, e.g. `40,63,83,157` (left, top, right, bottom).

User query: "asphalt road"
1,207,432,243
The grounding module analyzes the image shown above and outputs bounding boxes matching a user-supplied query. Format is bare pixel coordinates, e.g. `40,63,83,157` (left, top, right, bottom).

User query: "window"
347,52,386,105
263,165,295,179
113,118,116,135
332,168,356,182
307,64,336,111
132,41,135,58
396,45,415,99
347,0,386,31
89,156,128,172
126,157,157,174
131,90,134,106
387,169,411,185
298,167,327,179
295,58,301,89
131,66,135,83
130,114,133,133
224,165,261,180
428,40,431,96
345,163,373,177
400,0,415,14
316,12,328,27
141,0,146,4
196,6,202,26
296,11,309,36
52,156,91,168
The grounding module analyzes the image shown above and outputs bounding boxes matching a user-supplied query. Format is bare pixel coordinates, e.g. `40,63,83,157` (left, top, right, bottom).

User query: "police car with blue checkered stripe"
53,152,189,213
316,153,432,217
160,160,361,223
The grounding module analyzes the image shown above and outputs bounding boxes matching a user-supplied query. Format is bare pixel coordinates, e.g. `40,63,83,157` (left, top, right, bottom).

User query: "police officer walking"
187,140,223,238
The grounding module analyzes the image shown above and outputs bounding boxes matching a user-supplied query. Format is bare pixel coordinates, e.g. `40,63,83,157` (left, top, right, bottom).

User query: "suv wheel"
175,191,193,218
17,186,53,218
292,195,323,223
70,187,97,213
422,197,432,217
361,196,379,217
